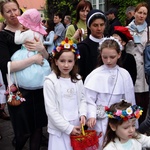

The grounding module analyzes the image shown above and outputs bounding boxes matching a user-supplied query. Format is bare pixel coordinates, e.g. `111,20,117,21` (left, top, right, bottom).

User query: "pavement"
0,106,48,150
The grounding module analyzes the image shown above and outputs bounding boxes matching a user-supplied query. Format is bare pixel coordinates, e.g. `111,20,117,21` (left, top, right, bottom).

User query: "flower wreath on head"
105,104,143,121
52,38,80,59
99,36,123,51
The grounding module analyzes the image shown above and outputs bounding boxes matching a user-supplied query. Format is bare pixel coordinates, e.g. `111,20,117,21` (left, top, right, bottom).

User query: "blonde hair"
0,0,20,15
97,38,122,67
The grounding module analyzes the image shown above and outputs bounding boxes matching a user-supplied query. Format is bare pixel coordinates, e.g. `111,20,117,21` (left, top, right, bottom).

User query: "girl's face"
79,6,90,22
134,6,148,25
55,51,75,78
2,2,20,26
114,119,136,143
101,47,121,68
112,34,126,46
89,18,105,39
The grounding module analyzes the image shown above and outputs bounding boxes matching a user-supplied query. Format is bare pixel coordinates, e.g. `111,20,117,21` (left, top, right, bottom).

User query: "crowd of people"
0,0,150,150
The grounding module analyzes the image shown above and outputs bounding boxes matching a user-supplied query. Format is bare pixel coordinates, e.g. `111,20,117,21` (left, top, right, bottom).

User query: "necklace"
96,69,118,119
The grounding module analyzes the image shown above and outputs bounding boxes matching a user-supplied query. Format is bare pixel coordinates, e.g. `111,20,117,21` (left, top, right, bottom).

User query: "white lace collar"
89,34,104,43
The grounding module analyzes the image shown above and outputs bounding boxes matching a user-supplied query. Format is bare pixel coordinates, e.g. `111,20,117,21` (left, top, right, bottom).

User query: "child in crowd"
103,100,150,150
84,37,136,149
43,38,87,150
112,26,137,85
11,8,50,89
15,8,47,46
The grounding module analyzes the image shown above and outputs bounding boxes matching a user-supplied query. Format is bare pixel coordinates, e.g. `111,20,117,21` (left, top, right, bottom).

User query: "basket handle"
7,62,18,94
98,132,102,138
81,124,85,136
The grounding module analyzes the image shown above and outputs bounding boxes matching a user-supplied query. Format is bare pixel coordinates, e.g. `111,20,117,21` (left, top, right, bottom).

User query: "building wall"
17,0,46,19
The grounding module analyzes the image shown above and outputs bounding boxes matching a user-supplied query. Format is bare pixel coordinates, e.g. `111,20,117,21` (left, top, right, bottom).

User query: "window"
89,0,105,11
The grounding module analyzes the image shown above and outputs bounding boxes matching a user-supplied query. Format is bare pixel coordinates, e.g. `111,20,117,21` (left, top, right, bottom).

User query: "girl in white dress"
103,100,150,150
43,38,87,150
84,37,136,149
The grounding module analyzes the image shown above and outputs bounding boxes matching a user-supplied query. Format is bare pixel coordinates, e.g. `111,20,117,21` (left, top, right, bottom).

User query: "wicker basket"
7,91,22,106
70,126,100,150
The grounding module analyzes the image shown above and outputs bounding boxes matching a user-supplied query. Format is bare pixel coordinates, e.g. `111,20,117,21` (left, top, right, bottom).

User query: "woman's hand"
32,53,44,66
10,53,44,72
24,37,44,52
84,29,87,37
73,29,83,41
86,118,96,128
71,126,81,135
24,37,49,59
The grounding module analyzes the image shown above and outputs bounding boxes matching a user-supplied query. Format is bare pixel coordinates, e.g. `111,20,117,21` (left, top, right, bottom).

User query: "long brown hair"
75,0,92,23
46,19,55,34
51,49,81,82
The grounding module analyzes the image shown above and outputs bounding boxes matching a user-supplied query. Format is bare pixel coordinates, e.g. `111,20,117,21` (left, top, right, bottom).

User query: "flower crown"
52,38,80,59
106,105,143,121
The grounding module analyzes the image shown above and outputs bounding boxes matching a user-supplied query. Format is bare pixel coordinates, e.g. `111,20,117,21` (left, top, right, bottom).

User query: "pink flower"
115,110,122,116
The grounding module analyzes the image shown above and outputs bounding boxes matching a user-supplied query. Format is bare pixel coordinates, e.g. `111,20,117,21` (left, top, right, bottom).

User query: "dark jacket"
108,18,122,36
121,50,137,85
77,37,99,82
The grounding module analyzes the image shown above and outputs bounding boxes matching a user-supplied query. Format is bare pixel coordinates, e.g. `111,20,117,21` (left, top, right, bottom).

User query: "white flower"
64,43,70,49
126,106,133,115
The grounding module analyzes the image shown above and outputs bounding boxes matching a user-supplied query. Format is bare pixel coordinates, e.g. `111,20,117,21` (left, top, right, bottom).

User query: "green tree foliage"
0,17,4,23
110,0,146,25
46,0,79,23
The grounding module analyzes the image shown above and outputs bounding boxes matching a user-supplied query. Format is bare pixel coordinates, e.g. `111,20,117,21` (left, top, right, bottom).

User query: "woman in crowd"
65,0,92,43
43,19,55,54
126,2,149,124
0,0,49,149
78,9,107,81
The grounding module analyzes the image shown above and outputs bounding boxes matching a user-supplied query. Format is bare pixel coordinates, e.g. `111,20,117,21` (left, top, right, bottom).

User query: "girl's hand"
32,53,44,66
71,126,81,135
80,115,86,126
86,118,96,128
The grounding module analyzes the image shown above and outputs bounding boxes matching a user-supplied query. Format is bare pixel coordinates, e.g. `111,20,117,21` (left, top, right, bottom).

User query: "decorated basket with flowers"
70,125,101,150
